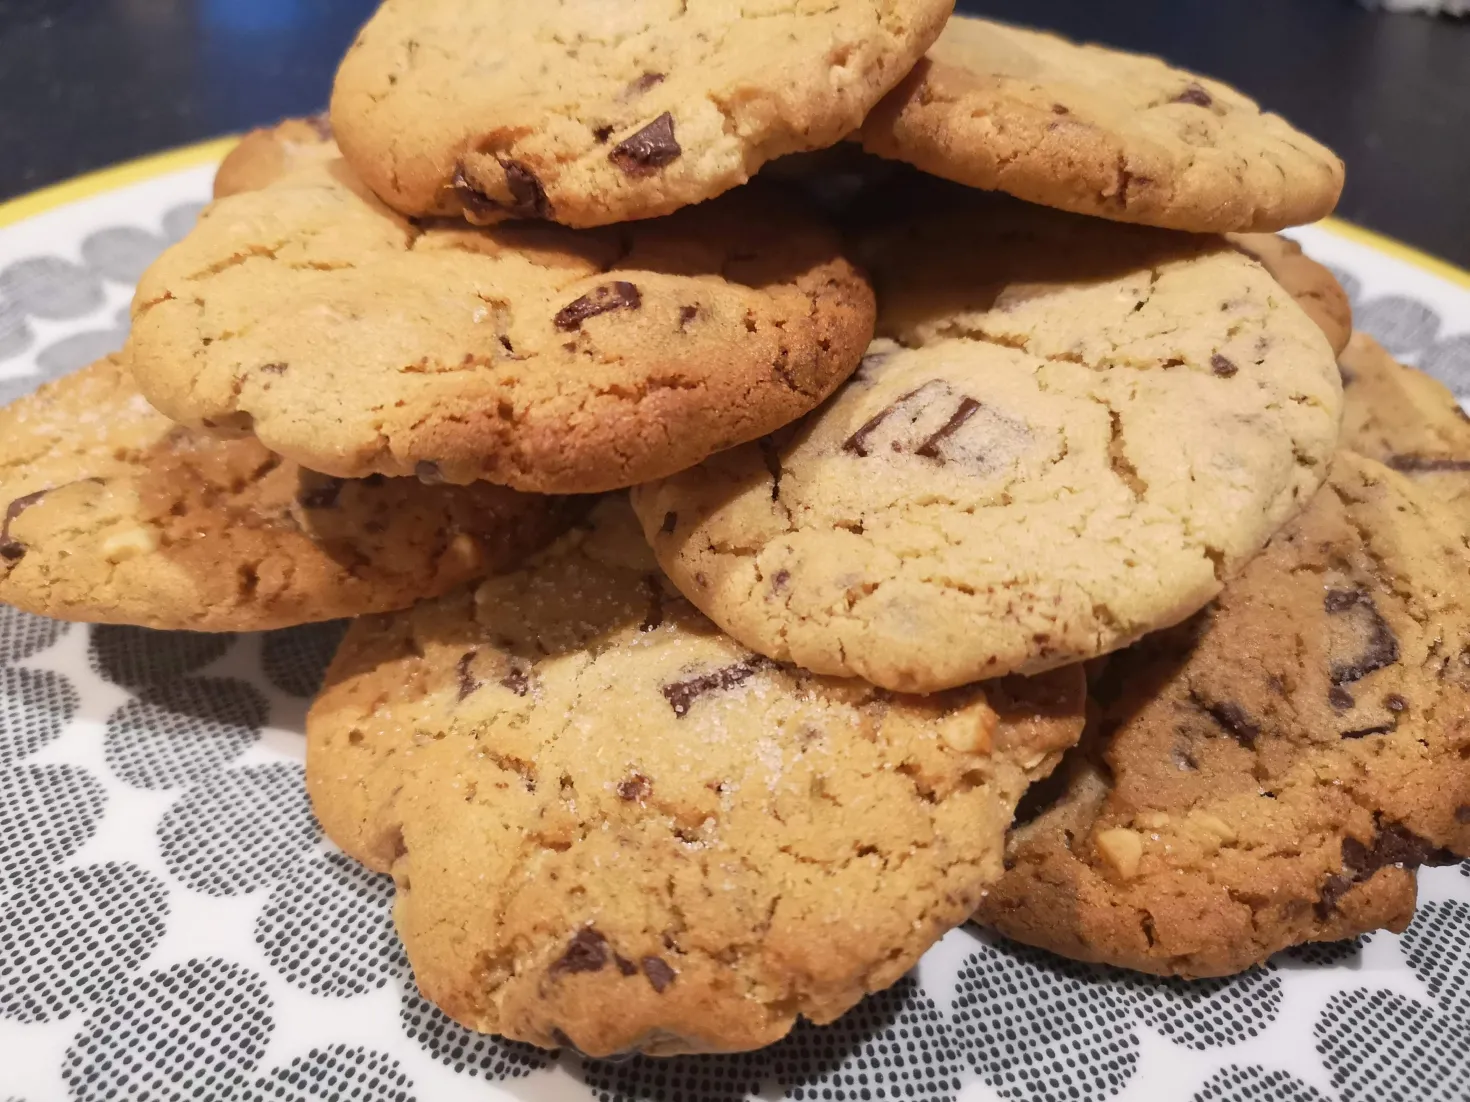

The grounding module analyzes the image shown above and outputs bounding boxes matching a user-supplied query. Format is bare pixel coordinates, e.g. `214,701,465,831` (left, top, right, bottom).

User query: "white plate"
0,146,1468,1102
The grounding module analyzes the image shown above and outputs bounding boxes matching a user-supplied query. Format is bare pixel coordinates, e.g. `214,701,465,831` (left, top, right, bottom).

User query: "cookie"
1229,233,1352,357
1339,331,1470,535
128,160,874,492
975,451,1470,977
213,114,339,199
860,16,1344,233
306,496,1085,1055
632,192,1342,692
329,0,954,227
0,356,571,631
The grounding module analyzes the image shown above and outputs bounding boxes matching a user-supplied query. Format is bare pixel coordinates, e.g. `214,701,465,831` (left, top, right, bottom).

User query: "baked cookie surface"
306,496,1084,1055
1229,233,1352,357
0,357,569,630
129,161,874,492
213,114,339,199
861,16,1343,233
330,0,954,226
633,193,1342,691
975,452,1470,976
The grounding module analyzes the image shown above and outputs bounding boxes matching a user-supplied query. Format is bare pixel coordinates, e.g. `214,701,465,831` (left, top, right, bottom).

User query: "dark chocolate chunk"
1324,588,1401,684
614,955,638,977
1316,822,1457,917
660,511,678,534
501,664,531,697
554,281,642,331
298,477,345,510
452,164,503,219
1328,685,1355,711
1386,693,1407,712
1386,455,1470,473
500,158,553,220
552,928,610,975
641,956,676,993
1174,83,1214,108
916,397,981,459
1210,354,1238,378
416,461,445,485
456,651,481,701
1193,692,1260,748
661,658,769,717
1051,103,1070,115
609,113,681,176
842,384,935,457
259,361,288,375
616,774,651,801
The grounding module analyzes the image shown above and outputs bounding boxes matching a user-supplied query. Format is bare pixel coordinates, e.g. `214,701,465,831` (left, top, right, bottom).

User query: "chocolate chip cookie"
861,16,1344,233
632,190,1342,692
330,0,954,227
1339,331,1470,537
975,452,1470,977
0,357,570,631
1229,233,1352,357
213,114,338,199
129,160,874,492
306,496,1084,1055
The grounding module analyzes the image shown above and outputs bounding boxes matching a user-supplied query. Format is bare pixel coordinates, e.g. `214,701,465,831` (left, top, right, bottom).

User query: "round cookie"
306,496,1085,1056
975,452,1470,977
0,356,572,631
213,114,339,199
632,192,1343,692
860,16,1344,233
1229,233,1352,357
129,160,875,492
329,0,954,227
1339,331,1470,535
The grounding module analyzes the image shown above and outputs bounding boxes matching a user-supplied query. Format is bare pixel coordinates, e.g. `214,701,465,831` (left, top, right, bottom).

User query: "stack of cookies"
3,0,1467,1059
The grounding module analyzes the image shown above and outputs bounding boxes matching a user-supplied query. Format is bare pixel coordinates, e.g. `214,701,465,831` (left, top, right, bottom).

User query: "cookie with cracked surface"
129,160,874,492
306,495,1084,1055
1229,233,1351,357
975,452,1470,977
329,0,953,227
632,193,1342,692
1339,331,1470,538
0,356,571,631
860,16,1344,233
213,114,339,199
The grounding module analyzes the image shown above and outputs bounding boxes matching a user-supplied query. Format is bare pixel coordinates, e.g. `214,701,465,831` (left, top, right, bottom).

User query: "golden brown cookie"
975,452,1470,977
129,161,875,492
861,16,1344,233
633,190,1342,692
1229,233,1352,357
213,114,339,199
329,0,954,226
307,496,1084,1055
0,357,571,631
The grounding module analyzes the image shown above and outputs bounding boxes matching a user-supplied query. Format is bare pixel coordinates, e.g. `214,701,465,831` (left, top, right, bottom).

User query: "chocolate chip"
1328,685,1355,711
500,157,553,220
1341,722,1396,739
916,397,981,459
1316,822,1457,917
677,304,699,330
660,511,678,534
609,112,681,175
416,461,445,485
843,384,937,457
1192,692,1260,748
1386,694,1407,713
639,574,664,633
592,125,615,144
1210,354,1238,378
500,664,530,697
552,927,610,975
772,569,790,593
616,774,651,801
624,72,665,97
614,955,638,977
1174,83,1214,108
1051,103,1070,115
456,651,481,701
1324,588,1401,684
554,281,642,331
1386,455,1470,473
452,164,503,219
661,658,769,717
259,362,288,375
298,477,345,510
642,956,676,993
0,488,51,560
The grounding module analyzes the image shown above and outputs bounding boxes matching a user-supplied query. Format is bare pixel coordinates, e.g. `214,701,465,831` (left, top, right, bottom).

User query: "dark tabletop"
1,0,1467,267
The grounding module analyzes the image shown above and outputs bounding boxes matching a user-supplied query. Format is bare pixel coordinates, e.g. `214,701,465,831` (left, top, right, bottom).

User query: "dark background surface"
0,0,1467,266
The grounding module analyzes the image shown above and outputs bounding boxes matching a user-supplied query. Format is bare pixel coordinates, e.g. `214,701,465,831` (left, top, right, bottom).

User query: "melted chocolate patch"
1192,692,1260,748
1317,822,1457,917
1324,588,1401,684
452,164,502,219
616,774,651,801
501,158,553,220
915,398,980,458
1210,354,1238,378
661,659,769,717
642,956,676,992
609,113,681,175
554,281,642,331
298,478,345,510
1174,83,1214,108
1387,455,1470,473
0,489,53,560
552,928,610,975
456,651,481,701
